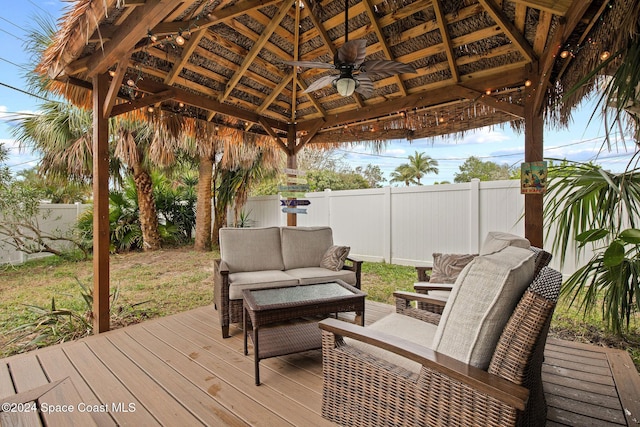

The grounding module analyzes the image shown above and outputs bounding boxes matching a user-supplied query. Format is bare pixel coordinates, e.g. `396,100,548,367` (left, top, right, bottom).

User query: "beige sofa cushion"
285,267,357,286
220,227,285,273
480,231,530,255
281,227,333,270
431,246,535,369
228,270,299,300
346,313,438,374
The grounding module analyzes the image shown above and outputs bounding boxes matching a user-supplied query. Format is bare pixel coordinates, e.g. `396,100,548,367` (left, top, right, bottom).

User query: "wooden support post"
524,64,544,248
92,73,111,333
286,124,297,227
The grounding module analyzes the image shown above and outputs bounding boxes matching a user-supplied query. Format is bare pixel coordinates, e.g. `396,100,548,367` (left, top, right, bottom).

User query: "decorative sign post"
280,168,310,223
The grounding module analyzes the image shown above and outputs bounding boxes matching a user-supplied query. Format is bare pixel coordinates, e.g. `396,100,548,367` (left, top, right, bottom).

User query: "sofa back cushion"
281,227,334,270
480,231,530,255
219,227,285,273
431,245,535,370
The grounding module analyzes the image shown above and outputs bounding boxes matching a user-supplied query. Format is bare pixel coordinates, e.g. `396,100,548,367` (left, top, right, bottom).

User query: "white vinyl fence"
0,203,90,265
244,179,589,275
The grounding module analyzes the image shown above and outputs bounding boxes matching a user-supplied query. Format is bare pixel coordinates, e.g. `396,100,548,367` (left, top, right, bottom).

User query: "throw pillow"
429,253,478,283
320,245,350,271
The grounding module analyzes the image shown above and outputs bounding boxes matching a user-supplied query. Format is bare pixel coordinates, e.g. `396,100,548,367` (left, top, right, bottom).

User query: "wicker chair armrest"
415,266,432,282
214,259,230,276
343,256,363,289
319,318,529,411
414,283,453,292
393,291,447,308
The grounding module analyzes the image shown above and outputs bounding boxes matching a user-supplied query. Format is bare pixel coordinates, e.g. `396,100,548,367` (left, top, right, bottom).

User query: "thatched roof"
39,0,633,145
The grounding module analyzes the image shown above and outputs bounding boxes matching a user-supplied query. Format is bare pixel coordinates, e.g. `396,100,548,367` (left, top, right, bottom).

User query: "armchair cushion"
219,227,285,273
228,271,299,300
320,245,350,271
480,231,530,255
281,227,333,270
432,246,535,369
345,313,439,373
429,252,477,283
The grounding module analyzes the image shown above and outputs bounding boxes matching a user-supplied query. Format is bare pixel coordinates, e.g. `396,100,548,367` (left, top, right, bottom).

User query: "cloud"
0,105,40,123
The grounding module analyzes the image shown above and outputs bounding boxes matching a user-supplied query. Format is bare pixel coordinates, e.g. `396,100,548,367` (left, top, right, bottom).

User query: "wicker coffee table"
243,280,366,385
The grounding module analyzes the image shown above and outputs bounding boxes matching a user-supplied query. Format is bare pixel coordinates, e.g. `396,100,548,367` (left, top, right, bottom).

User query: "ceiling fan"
284,0,416,98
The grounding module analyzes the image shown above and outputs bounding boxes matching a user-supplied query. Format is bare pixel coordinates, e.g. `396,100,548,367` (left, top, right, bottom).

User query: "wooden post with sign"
286,124,297,226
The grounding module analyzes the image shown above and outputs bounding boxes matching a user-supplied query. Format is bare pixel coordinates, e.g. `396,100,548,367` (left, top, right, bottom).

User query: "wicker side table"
243,280,366,385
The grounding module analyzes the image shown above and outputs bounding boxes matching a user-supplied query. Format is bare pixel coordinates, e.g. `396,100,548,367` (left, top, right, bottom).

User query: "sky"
0,1,637,185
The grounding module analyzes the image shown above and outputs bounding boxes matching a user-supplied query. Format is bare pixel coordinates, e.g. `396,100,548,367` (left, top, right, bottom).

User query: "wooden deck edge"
606,349,640,426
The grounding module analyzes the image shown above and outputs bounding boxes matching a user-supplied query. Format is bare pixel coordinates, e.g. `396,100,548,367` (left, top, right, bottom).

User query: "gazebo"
39,0,635,332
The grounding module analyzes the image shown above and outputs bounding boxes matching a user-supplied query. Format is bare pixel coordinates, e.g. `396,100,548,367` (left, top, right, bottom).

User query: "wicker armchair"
319,261,562,427
414,246,552,314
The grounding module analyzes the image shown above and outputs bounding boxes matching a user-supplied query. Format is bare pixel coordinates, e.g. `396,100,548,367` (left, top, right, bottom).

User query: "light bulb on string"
175,34,185,46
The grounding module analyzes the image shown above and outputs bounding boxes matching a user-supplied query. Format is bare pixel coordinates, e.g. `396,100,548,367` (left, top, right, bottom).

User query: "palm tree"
407,151,439,184
389,163,416,186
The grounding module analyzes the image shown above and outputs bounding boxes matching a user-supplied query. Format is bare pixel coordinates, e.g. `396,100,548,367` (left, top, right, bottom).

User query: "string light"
178,102,184,108
485,89,492,95
108,70,116,77
147,106,154,113
175,34,185,46
600,50,611,60
524,79,532,87
560,50,570,59
126,78,135,87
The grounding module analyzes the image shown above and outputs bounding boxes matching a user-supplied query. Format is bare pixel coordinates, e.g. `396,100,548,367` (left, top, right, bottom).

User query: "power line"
0,81,52,103
0,16,25,32
0,56,29,71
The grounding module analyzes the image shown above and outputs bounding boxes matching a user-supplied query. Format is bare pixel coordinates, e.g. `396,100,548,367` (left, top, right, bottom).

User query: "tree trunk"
194,156,213,251
132,164,161,251
212,201,227,247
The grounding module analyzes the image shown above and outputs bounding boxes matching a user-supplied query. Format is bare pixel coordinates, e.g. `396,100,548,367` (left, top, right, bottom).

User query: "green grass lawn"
1,248,638,371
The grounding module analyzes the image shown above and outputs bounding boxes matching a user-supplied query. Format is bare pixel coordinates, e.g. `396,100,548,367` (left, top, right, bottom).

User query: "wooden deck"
1,301,639,426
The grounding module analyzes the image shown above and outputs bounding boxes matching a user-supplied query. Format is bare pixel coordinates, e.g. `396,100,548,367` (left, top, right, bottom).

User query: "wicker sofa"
319,239,562,426
214,226,362,338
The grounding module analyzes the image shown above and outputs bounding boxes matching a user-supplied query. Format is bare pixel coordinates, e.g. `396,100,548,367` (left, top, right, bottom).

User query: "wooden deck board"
0,302,638,427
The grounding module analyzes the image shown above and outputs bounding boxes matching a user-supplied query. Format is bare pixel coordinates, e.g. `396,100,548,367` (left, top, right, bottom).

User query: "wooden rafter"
220,0,293,102
258,74,293,115
478,0,537,62
103,60,128,118
362,0,408,95
110,89,175,117
165,29,207,85
509,0,572,15
533,0,593,113
259,117,289,152
297,118,325,151
152,0,282,35
432,0,459,82
532,11,552,56
457,85,525,118
292,0,301,122
82,0,179,77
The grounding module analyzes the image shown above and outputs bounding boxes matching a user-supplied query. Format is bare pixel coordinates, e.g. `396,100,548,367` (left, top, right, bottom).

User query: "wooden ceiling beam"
257,74,293,115
225,18,292,61
220,0,293,102
151,0,282,35
245,9,295,44
291,0,301,122
301,0,336,56
514,3,527,33
533,0,593,113
82,0,179,77
296,118,325,152
532,10,552,56
432,0,459,82
478,0,537,62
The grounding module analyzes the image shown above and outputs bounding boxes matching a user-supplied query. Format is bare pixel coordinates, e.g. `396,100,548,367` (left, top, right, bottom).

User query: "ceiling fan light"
334,77,357,96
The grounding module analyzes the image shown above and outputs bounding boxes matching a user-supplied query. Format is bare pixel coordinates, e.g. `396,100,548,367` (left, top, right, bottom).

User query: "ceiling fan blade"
336,39,367,66
355,75,374,98
283,60,335,69
304,75,337,93
360,60,417,77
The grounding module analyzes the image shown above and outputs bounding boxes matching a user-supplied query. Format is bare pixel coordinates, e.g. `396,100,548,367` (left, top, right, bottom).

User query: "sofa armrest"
342,256,363,289
319,318,528,411
416,266,432,282
393,291,445,324
213,259,231,338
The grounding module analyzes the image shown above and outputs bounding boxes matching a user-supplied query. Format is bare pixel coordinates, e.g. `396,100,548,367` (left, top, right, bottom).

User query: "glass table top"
249,282,355,306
